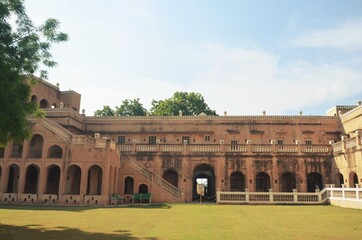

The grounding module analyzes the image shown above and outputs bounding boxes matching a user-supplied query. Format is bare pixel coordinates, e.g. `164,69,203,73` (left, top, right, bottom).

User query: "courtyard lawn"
0,204,361,240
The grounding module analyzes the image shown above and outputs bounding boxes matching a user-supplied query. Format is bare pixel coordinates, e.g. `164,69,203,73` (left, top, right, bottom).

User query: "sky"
24,0,362,116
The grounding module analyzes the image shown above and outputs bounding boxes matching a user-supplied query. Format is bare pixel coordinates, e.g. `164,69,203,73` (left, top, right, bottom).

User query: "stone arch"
65,165,82,194
138,184,148,193
11,142,23,158
108,166,114,194
24,165,40,193
31,95,38,104
307,172,323,192
336,173,344,187
51,103,57,108
113,167,118,193
349,172,359,188
193,164,215,201
124,176,134,194
28,134,43,158
256,172,271,192
48,145,62,158
280,172,296,192
230,171,245,192
39,99,49,108
6,164,20,193
87,165,102,195
162,169,179,188
45,165,61,194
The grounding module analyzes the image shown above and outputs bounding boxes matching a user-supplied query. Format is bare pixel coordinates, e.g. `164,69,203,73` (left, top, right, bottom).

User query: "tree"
94,106,115,116
0,0,68,145
115,98,147,116
150,92,217,116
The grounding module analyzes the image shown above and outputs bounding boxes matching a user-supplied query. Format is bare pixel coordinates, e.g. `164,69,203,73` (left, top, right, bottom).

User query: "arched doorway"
307,172,323,192
256,172,271,192
124,177,134,194
6,165,20,193
230,172,245,191
31,95,37,104
24,165,39,193
39,99,49,108
193,164,215,201
138,184,148,193
336,173,344,187
65,165,81,194
45,165,61,194
28,134,43,158
87,165,102,195
349,172,359,188
280,172,296,192
162,169,178,188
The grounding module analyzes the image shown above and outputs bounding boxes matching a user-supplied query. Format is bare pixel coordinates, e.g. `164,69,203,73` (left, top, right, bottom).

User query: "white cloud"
288,20,362,50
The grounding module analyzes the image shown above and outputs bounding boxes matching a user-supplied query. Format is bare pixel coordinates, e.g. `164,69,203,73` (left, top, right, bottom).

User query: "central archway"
192,164,215,201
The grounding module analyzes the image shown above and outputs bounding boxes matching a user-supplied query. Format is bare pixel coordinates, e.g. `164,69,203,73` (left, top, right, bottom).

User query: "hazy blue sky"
25,0,362,115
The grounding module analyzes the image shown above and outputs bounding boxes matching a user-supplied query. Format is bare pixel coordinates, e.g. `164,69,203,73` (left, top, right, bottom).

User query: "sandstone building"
0,79,361,204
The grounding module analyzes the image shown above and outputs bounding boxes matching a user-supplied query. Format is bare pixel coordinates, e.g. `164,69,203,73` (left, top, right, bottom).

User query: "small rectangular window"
277,139,283,145
204,135,211,142
182,136,190,144
149,136,157,145
117,136,126,144
306,140,312,145
231,140,238,151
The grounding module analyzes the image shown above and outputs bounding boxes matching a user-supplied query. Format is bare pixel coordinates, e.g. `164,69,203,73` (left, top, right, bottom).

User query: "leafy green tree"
115,98,147,116
150,92,217,116
94,105,115,116
0,0,68,145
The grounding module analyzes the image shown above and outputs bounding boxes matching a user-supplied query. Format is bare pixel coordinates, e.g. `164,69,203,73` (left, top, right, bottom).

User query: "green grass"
0,204,361,240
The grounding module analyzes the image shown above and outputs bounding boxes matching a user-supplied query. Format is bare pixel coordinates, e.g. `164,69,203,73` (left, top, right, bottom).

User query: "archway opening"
124,177,134,194
230,172,245,192
138,184,148,193
6,165,20,193
39,99,49,108
87,165,102,195
337,173,344,187
193,164,215,201
349,172,359,188
45,165,61,194
31,95,37,104
24,165,39,193
256,172,271,192
307,172,323,192
281,172,296,192
162,169,178,188
66,165,81,194
28,134,43,158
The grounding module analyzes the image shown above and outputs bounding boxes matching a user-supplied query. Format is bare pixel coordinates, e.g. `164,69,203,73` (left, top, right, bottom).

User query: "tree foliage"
150,92,217,116
94,105,115,117
0,0,68,145
115,98,147,116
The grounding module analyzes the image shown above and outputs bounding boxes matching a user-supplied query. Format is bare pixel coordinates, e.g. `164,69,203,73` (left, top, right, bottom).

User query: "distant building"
0,79,361,204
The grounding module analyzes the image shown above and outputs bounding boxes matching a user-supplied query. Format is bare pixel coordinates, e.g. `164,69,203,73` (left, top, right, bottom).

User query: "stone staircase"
28,116,73,141
123,154,182,199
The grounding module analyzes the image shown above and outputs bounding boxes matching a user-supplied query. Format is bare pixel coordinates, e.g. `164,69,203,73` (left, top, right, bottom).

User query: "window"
306,140,312,145
182,136,190,144
204,135,211,142
231,140,238,151
277,139,283,145
149,136,157,145
117,136,126,144
0,147,4,158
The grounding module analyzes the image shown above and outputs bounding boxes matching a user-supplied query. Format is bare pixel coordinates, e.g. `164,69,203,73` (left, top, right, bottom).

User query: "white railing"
332,142,343,152
160,145,183,152
301,145,330,153
217,189,328,204
345,137,357,149
275,145,298,153
225,145,248,153
327,186,361,201
252,145,273,153
188,145,220,153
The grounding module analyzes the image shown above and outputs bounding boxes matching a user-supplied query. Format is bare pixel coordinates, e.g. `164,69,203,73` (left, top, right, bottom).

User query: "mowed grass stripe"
0,204,361,240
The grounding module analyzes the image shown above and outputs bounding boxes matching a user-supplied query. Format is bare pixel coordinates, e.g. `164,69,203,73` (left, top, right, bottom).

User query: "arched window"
51,103,57,108
28,134,43,158
230,172,245,192
124,177,134,194
48,145,63,158
0,147,4,158
11,143,23,158
256,172,271,192
31,95,38,104
281,172,296,192
162,169,178,188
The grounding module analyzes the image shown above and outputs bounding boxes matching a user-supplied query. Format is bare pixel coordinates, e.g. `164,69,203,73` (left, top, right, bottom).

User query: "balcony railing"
119,143,331,154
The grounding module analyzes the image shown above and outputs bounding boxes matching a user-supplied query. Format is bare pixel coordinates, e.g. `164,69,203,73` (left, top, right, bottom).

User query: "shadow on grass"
0,223,159,240
0,203,172,212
